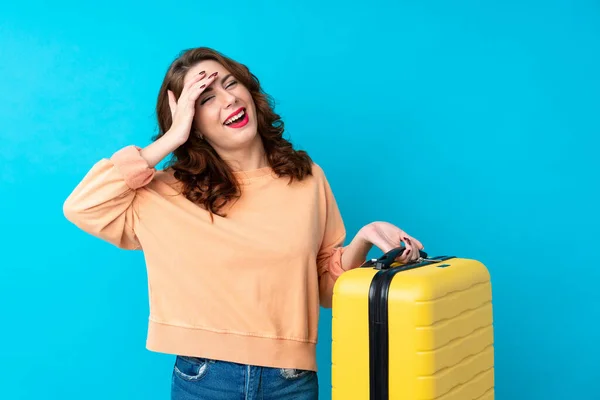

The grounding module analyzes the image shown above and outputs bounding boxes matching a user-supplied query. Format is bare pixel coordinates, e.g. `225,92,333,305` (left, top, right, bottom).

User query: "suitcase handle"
368,246,429,270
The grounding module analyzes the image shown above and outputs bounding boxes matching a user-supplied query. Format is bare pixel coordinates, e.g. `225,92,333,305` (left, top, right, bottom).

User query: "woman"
63,47,424,400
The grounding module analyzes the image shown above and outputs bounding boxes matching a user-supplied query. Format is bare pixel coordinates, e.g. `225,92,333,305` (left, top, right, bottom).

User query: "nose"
221,91,237,109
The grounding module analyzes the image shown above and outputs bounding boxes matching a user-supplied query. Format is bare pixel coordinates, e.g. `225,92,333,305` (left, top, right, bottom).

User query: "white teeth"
225,109,245,125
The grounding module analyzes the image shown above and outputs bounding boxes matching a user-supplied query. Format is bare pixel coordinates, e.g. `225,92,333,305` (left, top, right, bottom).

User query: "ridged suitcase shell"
331,255,494,400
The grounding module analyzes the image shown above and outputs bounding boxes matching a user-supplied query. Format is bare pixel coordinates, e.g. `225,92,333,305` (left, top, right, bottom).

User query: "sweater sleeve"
63,145,156,250
316,169,347,309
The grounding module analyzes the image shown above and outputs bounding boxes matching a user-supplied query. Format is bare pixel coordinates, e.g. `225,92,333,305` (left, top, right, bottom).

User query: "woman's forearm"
341,227,373,271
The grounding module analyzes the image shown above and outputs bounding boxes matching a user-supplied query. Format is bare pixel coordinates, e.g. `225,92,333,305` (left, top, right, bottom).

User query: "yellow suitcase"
331,247,494,400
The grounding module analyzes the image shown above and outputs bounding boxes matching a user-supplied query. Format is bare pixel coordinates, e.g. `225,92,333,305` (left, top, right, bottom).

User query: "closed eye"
200,96,214,105
199,76,237,105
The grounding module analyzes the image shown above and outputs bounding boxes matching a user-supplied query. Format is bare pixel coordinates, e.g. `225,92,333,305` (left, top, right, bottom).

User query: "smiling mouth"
223,107,249,128
224,108,246,126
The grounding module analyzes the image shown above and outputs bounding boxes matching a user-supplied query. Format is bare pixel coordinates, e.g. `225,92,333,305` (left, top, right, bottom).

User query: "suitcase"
331,247,494,400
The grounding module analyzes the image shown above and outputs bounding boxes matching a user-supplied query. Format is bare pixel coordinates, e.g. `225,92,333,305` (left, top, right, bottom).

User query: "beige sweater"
63,145,348,371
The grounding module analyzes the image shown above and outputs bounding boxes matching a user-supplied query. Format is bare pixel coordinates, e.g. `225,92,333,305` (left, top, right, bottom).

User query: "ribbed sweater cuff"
110,145,156,189
328,247,347,277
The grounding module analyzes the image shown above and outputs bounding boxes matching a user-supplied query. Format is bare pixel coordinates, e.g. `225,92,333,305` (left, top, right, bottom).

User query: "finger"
397,249,413,264
195,72,218,91
183,70,207,90
407,236,420,261
402,236,418,262
394,244,412,263
167,90,176,119
402,236,413,251
411,236,425,250
178,71,209,103
188,73,218,102
405,236,423,259
411,247,419,261
401,248,412,263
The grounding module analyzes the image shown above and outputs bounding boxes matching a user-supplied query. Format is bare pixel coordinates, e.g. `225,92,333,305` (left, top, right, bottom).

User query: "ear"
192,128,204,140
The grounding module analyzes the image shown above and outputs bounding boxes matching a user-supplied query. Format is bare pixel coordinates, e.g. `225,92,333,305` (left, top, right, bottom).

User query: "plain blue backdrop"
1,0,598,399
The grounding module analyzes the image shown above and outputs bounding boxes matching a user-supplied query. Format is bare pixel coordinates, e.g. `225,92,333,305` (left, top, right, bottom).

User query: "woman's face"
181,60,259,154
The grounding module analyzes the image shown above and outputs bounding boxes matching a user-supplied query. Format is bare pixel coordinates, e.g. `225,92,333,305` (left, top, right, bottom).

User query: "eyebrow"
202,73,233,94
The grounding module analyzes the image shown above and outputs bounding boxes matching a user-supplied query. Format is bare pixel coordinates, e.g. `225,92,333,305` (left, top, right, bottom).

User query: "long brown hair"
153,47,313,219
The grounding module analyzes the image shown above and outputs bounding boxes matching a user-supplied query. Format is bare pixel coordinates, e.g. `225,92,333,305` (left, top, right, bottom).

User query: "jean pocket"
173,355,210,381
279,368,314,380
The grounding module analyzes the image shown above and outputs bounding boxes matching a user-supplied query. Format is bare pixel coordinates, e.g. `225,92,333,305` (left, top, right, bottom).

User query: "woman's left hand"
359,221,424,263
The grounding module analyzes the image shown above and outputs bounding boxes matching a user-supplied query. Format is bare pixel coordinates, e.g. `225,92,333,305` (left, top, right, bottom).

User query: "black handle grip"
373,247,428,270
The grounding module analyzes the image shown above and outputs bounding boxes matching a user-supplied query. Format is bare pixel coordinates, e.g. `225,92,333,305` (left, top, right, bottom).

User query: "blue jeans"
171,355,319,400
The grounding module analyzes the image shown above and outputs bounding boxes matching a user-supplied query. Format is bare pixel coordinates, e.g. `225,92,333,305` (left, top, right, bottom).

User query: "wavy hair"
153,47,313,219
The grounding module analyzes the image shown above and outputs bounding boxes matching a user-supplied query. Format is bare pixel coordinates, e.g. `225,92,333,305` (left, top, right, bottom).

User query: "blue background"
1,0,598,398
